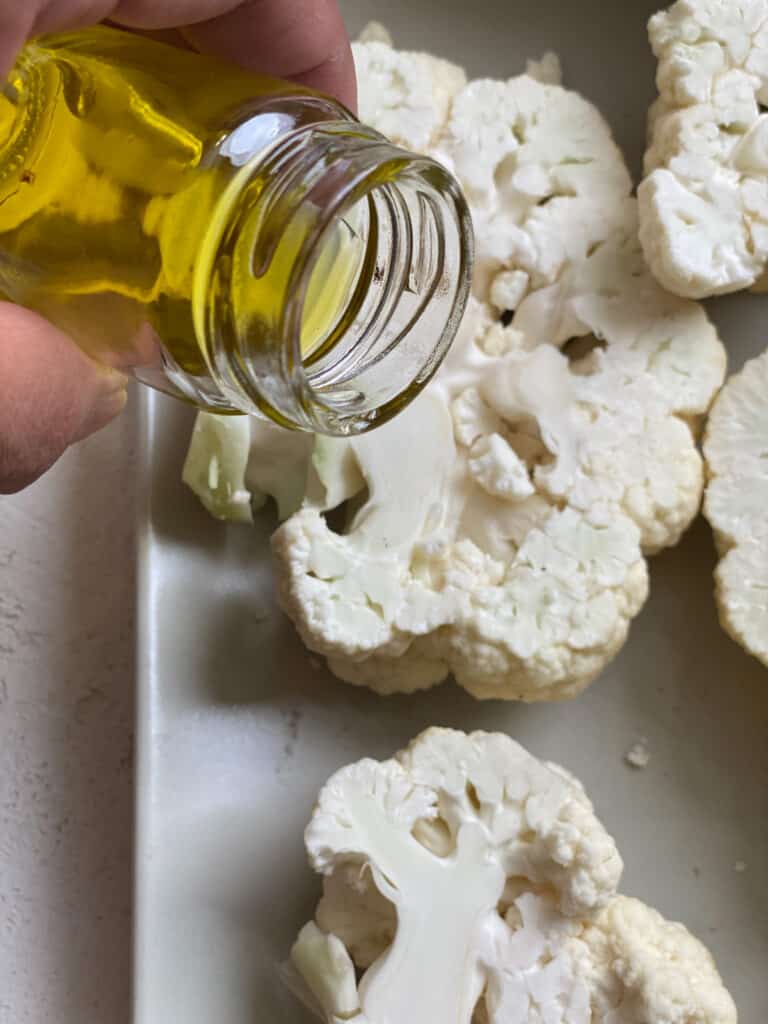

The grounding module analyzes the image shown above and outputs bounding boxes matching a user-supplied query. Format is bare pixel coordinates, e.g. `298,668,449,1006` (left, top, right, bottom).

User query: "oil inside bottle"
0,27,364,383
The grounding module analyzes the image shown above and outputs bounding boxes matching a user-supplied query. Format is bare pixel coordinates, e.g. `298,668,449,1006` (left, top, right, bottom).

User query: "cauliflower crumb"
625,738,652,769
734,860,748,874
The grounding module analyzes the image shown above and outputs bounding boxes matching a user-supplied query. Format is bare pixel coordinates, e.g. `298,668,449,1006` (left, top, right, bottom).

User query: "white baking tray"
133,2,768,1021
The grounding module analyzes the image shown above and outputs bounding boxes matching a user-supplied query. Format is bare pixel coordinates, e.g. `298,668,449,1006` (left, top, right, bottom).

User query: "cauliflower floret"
440,74,632,297
356,21,393,46
182,412,254,523
468,433,535,499
351,38,467,151
316,864,397,969
704,348,768,666
290,923,359,1021
291,729,736,1024
572,897,739,1024
525,51,563,86
638,0,768,297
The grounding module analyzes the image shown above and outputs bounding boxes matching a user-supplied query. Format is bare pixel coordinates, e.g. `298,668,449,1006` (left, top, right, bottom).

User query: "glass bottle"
0,26,473,435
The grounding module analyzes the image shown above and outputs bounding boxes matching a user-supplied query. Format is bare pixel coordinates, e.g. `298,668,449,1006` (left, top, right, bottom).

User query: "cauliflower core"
185,32,725,701
639,0,768,297
292,728,737,1024
704,348,768,666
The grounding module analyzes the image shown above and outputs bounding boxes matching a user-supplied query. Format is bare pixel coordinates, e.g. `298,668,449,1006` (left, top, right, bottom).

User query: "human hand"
0,1,356,493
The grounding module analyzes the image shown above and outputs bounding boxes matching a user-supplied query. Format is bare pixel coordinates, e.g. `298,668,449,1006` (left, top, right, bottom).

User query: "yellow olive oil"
0,27,361,376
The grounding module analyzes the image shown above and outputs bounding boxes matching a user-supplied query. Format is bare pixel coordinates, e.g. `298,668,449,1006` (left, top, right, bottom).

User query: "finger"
2,0,356,108
0,3,34,74
182,1,356,110
109,0,356,110
0,304,127,494
111,0,245,28
0,3,120,73
0,1,242,72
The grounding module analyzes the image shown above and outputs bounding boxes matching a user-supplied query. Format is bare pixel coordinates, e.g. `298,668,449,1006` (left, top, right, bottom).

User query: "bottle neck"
199,121,473,435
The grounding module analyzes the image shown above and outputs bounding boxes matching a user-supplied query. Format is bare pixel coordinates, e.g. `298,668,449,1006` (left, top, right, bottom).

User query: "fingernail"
74,386,128,443
96,365,130,394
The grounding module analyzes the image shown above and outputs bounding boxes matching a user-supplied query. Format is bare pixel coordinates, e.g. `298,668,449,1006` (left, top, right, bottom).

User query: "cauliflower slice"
184,36,725,701
291,728,736,1024
704,348,768,666
638,0,768,297
270,44,725,701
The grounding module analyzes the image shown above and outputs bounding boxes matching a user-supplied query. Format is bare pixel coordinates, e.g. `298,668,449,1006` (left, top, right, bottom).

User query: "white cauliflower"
437,74,632,298
183,411,314,522
183,412,254,523
351,37,467,151
291,728,737,1024
525,51,563,86
356,22,393,47
269,39,725,701
704,348,768,667
273,372,648,700
638,0,768,297
185,35,725,701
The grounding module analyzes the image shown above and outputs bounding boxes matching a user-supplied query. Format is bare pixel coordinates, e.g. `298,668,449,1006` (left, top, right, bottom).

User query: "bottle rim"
199,120,474,435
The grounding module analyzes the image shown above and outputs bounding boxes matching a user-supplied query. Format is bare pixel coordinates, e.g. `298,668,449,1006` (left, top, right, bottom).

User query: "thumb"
0,304,128,493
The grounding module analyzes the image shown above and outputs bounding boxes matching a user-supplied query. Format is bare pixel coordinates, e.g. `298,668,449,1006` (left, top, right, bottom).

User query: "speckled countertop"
0,400,137,1024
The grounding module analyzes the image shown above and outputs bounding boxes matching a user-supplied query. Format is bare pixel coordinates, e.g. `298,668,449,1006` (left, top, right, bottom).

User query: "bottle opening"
203,123,473,435
284,144,473,434
291,180,446,429
297,201,366,363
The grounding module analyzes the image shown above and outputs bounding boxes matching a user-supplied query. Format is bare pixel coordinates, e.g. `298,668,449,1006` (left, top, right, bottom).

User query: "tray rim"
132,388,156,1024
